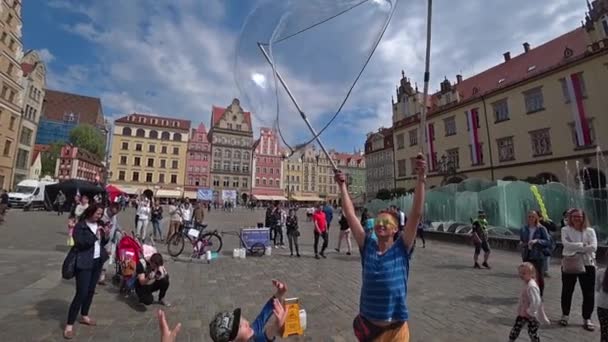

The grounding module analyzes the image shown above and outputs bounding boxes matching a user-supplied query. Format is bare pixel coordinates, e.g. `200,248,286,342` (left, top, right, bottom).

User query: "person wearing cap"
336,154,427,342
209,280,288,342
471,210,491,269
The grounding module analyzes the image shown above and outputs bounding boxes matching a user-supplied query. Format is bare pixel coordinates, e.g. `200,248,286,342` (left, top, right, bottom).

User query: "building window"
136,129,145,137
244,152,250,160
149,130,158,139
262,178,267,185
243,164,249,173
397,159,406,177
172,160,178,169
118,171,125,181
148,145,155,152
396,133,405,150
147,158,154,167
161,132,170,140
568,118,595,147
529,128,552,156
19,127,33,146
223,161,230,171
122,127,132,136
160,159,166,168
559,73,587,103
225,150,232,158
256,167,260,173
15,149,28,169
223,178,230,187
213,177,220,187
146,173,153,182
524,87,544,113
135,144,142,152
173,147,179,155
447,148,460,169
6,62,13,76
120,156,127,165
496,137,515,162
232,177,239,187
9,116,15,130
269,179,273,186
232,163,240,172
159,174,165,183
468,143,484,165
214,148,222,157
121,142,128,150
213,160,220,170
134,157,141,166
132,172,140,182
493,100,509,122
161,146,167,154
409,129,418,146
444,116,456,136
409,158,419,175
242,178,248,188
2,139,11,156
173,133,182,141
170,175,177,184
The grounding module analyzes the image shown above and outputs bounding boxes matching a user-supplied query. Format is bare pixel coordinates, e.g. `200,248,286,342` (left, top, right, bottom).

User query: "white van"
8,179,57,210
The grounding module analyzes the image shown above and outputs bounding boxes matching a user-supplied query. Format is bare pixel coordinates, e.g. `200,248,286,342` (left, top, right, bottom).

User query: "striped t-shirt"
359,235,410,322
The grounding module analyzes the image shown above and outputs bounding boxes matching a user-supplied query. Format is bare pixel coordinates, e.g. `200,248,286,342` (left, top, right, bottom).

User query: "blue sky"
23,0,585,153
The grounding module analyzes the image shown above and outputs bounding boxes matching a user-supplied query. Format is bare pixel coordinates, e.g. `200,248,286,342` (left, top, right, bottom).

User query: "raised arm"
335,171,366,248
401,155,427,251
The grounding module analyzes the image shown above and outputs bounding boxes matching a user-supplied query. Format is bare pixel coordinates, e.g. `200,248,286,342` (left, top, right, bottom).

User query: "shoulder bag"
61,247,77,280
562,229,586,274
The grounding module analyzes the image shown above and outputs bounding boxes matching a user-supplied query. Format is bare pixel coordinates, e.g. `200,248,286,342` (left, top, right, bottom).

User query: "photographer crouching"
136,253,171,307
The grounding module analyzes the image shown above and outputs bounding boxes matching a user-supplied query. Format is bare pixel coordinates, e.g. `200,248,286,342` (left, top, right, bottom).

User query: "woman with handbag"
64,204,110,339
286,209,300,257
519,210,550,297
559,208,597,331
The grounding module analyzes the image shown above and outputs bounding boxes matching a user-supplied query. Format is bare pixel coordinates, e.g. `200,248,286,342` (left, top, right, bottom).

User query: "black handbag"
62,247,77,280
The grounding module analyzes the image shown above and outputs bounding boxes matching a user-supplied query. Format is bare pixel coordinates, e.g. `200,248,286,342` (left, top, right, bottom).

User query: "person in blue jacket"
519,210,551,297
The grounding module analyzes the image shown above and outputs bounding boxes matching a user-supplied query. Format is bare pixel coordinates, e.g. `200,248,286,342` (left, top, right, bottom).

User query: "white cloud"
38,48,55,63
48,0,587,151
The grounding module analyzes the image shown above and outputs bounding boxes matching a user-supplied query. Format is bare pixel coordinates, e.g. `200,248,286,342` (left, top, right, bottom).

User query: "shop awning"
253,194,274,201
291,195,324,202
117,185,141,195
271,196,288,201
155,189,183,198
183,191,197,200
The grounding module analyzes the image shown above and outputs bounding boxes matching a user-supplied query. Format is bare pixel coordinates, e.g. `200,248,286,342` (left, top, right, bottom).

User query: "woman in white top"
136,197,152,242
559,208,597,331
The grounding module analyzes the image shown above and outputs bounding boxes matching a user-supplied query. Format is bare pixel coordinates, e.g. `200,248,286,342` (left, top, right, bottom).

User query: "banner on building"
565,73,592,147
197,188,213,201
466,108,481,165
222,190,237,202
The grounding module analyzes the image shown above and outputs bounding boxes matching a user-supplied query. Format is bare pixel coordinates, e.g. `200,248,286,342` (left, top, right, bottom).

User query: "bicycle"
166,222,223,258
221,230,266,257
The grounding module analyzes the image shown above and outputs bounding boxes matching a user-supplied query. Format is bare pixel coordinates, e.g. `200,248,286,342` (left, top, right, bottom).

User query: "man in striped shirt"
336,154,426,342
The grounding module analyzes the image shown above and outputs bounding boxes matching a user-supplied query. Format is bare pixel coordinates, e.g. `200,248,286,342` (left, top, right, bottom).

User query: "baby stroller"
113,234,143,296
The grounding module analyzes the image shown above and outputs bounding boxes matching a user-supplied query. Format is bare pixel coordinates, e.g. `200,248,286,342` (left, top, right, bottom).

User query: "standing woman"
519,210,550,297
136,197,152,242
286,209,300,257
335,213,352,255
63,204,109,339
560,208,597,331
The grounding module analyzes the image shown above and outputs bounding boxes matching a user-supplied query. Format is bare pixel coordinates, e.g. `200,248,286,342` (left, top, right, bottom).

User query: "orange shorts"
374,322,409,342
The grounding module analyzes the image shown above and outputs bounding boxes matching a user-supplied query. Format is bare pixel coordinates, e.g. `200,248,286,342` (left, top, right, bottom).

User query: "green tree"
41,141,63,176
391,188,407,198
376,188,392,201
69,124,106,160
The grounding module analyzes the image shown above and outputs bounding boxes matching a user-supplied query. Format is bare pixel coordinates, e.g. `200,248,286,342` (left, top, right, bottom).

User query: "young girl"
509,262,549,342
596,265,608,340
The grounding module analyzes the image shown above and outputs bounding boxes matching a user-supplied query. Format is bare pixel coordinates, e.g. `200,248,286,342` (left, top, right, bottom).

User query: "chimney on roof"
523,42,530,53
456,74,463,84
503,51,511,62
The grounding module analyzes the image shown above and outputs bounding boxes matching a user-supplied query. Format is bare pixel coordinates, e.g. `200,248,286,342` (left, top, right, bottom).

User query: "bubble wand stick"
419,0,433,159
257,42,339,172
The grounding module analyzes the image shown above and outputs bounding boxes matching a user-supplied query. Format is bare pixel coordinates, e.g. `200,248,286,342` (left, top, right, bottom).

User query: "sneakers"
335,248,340,253
315,254,320,260
474,263,481,269
320,252,327,259
559,315,569,326
583,319,595,331
158,299,171,307
482,262,491,269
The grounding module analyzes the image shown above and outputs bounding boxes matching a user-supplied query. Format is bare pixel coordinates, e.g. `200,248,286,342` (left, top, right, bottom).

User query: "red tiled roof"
114,113,191,130
42,89,105,127
427,27,588,114
211,102,253,128
21,63,34,76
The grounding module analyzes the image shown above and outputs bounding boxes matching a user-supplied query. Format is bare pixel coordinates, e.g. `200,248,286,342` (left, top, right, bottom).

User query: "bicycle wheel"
167,233,185,257
250,242,266,257
200,232,223,254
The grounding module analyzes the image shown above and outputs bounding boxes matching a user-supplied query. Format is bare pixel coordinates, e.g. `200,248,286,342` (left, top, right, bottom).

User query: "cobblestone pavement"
0,207,600,341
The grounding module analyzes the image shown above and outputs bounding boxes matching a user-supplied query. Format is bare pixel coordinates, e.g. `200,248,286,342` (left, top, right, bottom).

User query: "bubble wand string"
257,42,339,172
419,0,433,159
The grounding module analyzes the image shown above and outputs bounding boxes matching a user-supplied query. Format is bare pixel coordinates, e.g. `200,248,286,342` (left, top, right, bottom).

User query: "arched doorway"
537,172,559,184
578,167,606,190
241,193,249,204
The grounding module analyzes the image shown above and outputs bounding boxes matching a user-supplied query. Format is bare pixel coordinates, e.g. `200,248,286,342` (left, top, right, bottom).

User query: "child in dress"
509,262,549,342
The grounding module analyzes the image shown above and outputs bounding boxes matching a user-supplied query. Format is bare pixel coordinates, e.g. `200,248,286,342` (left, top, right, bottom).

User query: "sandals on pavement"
583,320,595,331
79,318,96,326
63,330,74,340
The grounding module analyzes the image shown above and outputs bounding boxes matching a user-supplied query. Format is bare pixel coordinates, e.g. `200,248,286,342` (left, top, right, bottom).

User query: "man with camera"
136,253,171,306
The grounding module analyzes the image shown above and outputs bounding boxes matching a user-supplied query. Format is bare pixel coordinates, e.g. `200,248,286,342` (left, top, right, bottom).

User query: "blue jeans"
152,220,162,239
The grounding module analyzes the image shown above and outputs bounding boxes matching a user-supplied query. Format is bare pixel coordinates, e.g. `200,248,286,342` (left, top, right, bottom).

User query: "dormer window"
527,65,536,72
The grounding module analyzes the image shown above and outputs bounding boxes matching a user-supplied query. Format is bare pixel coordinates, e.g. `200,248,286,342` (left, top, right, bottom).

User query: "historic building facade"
184,122,211,197
251,127,286,201
209,99,254,203
365,127,394,199
13,50,46,187
335,151,366,203
0,0,23,189
392,3,608,190
55,144,104,183
109,113,190,197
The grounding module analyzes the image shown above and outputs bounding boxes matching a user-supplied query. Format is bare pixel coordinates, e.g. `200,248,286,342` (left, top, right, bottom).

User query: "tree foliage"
391,188,407,198
41,142,63,176
69,124,106,160
376,188,392,201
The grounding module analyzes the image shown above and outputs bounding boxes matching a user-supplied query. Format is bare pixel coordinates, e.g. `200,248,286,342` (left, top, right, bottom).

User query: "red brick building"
55,144,104,183
184,122,212,195
251,128,286,201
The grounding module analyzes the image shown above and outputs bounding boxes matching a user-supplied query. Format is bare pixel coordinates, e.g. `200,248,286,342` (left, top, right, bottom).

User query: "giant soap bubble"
235,0,398,155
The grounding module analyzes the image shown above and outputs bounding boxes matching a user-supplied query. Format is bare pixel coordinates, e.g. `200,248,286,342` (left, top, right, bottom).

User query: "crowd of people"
55,153,608,342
